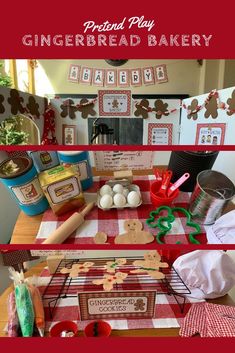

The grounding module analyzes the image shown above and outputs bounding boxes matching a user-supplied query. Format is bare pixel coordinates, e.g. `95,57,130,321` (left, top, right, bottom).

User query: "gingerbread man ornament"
114,219,154,244
134,99,150,119
7,89,25,115
187,99,199,120
205,95,218,119
60,99,77,119
0,95,5,114
130,250,168,280
26,96,40,118
152,99,169,119
227,90,235,116
77,98,96,119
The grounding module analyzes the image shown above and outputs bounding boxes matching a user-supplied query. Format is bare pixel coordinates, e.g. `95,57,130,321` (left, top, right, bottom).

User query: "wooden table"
10,167,235,244
0,261,234,337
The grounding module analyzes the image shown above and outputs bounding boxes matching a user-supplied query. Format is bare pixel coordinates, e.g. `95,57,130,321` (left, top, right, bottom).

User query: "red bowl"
50,321,78,337
84,320,111,337
150,180,179,207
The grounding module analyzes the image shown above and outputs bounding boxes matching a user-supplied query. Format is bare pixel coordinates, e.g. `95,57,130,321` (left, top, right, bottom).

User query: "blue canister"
0,156,49,216
27,151,60,172
58,151,93,190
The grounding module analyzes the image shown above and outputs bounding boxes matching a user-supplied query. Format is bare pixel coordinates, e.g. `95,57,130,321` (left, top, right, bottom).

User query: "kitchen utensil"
155,170,172,197
167,173,190,197
42,202,95,244
150,180,179,208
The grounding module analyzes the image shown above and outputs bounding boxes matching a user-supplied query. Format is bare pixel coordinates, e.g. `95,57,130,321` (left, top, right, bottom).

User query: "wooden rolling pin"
42,202,95,244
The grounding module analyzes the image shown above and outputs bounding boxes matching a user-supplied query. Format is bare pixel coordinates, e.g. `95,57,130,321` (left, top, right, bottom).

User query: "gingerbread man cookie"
26,96,40,118
205,95,218,119
0,95,5,114
134,99,150,119
7,89,25,115
152,99,169,119
114,219,154,244
92,272,128,291
104,258,127,273
77,98,96,119
130,250,168,280
187,99,199,120
60,99,77,119
60,262,94,278
227,90,235,116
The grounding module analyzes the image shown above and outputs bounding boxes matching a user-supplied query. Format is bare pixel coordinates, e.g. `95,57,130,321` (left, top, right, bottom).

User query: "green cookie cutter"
146,205,201,244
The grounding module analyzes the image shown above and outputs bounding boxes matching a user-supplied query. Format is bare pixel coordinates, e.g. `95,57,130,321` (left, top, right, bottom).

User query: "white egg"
99,184,112,196
100,194,113,209
113,183,124,194
113,193,126,207
127,191,140,206
123,188,129,197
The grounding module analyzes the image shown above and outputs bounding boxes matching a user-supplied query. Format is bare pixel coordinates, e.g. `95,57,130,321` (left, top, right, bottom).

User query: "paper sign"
93,151,154,171
148,123,173,145
30,250,85,257
98,90,131,116
195,123,226,145
78,290,156,320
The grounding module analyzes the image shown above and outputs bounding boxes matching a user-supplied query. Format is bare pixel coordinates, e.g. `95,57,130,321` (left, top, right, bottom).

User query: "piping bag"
28,284,45,337
42,202,95,244
7,291,20,337
9,268,34,337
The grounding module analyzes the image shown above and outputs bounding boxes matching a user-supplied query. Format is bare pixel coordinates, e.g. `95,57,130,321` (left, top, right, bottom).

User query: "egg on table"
100,194,113,209
113,183,124,194
127,191,140,207
122,188,129,198
99,184,112,196
113,193,126,207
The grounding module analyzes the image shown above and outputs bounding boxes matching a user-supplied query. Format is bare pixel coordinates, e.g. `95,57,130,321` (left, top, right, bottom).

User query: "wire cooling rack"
42,257,191,318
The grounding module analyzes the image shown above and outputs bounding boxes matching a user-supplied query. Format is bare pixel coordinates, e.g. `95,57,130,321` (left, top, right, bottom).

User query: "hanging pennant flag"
131,68,142,86
80,67,93,84
93,69,105,86
105,69,117,87
155,64,168,83
68,64,80,83
118,69,130,87
143,67,155,85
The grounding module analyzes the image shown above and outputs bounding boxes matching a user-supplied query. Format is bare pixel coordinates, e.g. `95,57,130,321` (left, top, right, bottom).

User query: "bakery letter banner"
98,90,131,116
195,123,226,145
78,291,156,320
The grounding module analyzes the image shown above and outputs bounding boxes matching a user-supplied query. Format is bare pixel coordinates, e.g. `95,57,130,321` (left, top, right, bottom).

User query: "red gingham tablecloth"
35,175,207,244
38,263,204,332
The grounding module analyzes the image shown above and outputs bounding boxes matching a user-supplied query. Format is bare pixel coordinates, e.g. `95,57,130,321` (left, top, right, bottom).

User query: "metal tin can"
189,170,235,225
58,151,93,190
0,156,49,216
27,151,60,172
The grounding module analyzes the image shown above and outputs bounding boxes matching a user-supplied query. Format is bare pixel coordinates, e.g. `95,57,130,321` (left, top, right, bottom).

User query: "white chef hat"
173,250,235,299
206,210,235,244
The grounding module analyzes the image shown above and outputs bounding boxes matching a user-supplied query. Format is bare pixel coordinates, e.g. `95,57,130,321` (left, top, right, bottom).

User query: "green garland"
0,117,29,145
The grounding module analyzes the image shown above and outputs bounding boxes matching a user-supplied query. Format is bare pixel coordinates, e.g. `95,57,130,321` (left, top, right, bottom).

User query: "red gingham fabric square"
35,176,207,244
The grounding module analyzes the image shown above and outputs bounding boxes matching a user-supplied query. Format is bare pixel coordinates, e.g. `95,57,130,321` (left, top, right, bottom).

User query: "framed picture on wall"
62,124,77,145
98,90,132,116
147,123,173,145
195,123,226,145
68,64,80,83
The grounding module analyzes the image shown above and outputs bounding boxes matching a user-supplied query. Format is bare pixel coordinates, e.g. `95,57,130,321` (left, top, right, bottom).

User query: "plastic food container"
84,321,111,337
50,321,78,337
150,180,179,207
97,180,142,210
58,151,93,190
27,151,60,172
0,156,49,216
